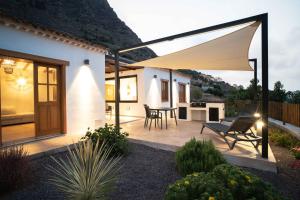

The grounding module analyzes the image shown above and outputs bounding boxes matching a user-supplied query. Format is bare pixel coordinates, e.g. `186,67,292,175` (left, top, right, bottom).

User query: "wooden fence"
269,101,300,127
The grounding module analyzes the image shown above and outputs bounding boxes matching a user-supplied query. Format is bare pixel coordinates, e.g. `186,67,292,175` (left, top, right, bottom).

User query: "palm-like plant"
47,140,122,200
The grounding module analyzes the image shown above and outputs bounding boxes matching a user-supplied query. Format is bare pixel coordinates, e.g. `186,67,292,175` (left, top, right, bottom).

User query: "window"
105,75,138,102
161,80,169,102
179,83,186,103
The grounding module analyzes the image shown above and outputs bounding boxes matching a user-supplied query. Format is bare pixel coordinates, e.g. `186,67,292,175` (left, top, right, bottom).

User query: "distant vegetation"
178,69,299,104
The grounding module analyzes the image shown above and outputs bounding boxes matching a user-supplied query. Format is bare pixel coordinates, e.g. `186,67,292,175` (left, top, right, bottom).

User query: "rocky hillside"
0,0,237,92
0,0,156,61
178,69,237,96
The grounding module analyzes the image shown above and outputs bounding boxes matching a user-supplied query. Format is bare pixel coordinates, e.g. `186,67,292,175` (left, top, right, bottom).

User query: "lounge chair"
200,116,262,150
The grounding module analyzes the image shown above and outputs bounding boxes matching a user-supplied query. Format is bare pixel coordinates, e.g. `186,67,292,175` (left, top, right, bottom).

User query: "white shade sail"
128,21,261,71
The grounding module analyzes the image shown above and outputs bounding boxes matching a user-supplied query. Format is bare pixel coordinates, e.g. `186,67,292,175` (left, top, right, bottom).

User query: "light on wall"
256,120,264,129
83,59,90,67
153,75,157,78
173,79,177,82
254,112,261,118
17,77,27,86
2,59,16,74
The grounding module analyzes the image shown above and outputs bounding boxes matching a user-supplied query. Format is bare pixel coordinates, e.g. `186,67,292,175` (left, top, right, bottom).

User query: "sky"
108,0,300,91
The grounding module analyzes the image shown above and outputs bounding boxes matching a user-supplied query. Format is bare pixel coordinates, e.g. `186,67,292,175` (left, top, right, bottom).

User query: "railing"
269,101,300,127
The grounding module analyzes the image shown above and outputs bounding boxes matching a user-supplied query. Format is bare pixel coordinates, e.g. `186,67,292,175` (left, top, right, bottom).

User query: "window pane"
48,68,57,84
179,84,186,103
161,81,168,101
38,85,48,102
105,79,115,101
38,67,47,84
120,77,137,101
49,85,57,101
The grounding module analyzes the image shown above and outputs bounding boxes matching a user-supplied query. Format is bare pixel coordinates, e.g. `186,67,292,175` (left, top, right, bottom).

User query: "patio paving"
122,119,277,172
6,117,276,172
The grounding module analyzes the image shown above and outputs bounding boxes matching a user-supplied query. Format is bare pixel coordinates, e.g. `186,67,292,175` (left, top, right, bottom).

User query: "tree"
293,91,300,103
269,81,286,102
246,78,262,100
286,90,300,104
206,84,224,97
190,85,203,101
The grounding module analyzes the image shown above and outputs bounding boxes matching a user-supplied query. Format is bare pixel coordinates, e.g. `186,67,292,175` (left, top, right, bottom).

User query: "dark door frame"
114,13,269,158
34,62,62,136
0,49,68,145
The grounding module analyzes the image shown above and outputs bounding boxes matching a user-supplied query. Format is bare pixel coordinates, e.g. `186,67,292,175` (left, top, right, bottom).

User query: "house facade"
0,16,107,145
105,66,191,117
0,15,192,146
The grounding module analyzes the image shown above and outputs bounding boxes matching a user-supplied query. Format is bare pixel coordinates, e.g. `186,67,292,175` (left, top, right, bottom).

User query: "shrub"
269,127,300,149
211,164,284,200
165,173,233,200
0,145,32,194
48,140,122,200
82,123,129,157
175,138,226,176
165,164,284,200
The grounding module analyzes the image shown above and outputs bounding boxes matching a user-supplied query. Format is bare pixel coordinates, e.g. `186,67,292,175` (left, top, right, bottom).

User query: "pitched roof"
0,0,156,60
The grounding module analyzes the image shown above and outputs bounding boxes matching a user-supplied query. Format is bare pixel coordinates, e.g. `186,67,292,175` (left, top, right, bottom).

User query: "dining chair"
143,104,162,130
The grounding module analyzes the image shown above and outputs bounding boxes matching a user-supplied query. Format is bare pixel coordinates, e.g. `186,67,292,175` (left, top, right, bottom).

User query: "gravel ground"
1,142,299,200
1,143,181,200
109,143,181,200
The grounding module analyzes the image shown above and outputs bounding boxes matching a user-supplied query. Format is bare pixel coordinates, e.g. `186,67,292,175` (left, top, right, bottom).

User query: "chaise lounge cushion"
204,123,230,134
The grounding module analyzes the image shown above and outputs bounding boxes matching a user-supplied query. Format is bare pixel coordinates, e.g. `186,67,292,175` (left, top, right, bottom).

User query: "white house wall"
144,67,190,114
106,68,145,117
0,25,106,135
106,67,190,117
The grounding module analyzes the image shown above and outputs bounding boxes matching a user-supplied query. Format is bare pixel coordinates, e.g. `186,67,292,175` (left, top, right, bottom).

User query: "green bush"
165,173,233,200
225,105,238,117
165,164,284,200
175,138,226,176
82,123,129,157
211,164,284,200
269,127,300,149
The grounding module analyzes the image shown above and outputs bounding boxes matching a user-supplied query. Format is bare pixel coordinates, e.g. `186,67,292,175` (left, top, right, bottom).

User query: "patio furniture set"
144,104,262,150
143,104,177,130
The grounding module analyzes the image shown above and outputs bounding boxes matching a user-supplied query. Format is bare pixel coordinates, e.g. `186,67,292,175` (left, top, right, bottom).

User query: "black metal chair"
144,104,162,130
105,103,112,119
201,116,262,150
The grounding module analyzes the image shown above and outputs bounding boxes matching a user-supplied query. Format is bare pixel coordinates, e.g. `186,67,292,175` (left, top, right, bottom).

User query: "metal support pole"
114,52,120,130
261,14,269,158
169,69,173,117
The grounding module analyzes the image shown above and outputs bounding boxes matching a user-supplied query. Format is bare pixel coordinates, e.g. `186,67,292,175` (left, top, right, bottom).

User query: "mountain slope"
0,0,156,61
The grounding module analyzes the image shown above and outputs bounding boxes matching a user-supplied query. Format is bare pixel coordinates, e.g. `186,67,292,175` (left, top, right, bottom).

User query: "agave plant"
47,140,122,200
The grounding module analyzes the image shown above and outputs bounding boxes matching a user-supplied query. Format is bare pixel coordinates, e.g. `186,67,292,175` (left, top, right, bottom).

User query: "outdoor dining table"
149,107,177,129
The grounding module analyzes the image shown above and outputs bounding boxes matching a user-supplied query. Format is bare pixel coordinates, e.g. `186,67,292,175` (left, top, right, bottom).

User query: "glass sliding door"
0,57,35,144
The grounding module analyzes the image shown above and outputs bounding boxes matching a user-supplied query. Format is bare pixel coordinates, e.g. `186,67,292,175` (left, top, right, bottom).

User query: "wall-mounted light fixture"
173,79,177,82
153,75,157,78
83,59,90,66
187,82,190,85
2,59,16,74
